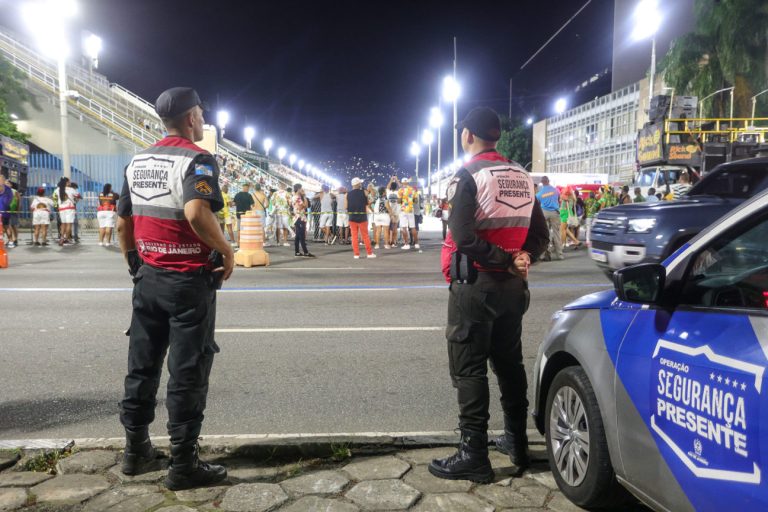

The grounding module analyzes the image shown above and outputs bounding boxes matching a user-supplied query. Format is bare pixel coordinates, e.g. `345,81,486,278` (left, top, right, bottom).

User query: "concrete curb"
1,430,545,459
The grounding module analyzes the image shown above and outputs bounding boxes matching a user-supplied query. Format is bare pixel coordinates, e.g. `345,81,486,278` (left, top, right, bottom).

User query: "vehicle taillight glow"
763,291,768,309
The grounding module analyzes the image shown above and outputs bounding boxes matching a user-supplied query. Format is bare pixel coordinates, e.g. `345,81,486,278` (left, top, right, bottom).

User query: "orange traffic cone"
234,210,269,268
0,239,7,269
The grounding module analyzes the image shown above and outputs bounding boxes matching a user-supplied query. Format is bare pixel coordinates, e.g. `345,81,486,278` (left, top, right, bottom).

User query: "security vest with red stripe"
443,151,535,275
122,136,222,272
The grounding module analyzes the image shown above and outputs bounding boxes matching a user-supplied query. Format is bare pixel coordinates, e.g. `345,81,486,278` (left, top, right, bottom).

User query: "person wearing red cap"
430,107,548,484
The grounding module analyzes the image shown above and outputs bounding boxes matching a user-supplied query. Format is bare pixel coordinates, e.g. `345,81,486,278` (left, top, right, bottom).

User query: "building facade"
532,79,655,182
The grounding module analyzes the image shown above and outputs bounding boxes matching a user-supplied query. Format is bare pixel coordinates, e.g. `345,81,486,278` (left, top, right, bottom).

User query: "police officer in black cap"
429,107,548,483
117,87,233,490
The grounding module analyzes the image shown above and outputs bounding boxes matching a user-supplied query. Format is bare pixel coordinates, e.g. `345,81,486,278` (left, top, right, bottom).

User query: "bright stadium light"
429,107,443,128
244,126,255,150
298,159,305,171
442,76,460,102
216,110,229,139
526,117,534,125
554,98,568,114
421,129,434,146
410,141,421,157
263,137,273,156
21,0,78,178
289,154,297,167
82,32,101,71
277,146,287,163
632,0,662,102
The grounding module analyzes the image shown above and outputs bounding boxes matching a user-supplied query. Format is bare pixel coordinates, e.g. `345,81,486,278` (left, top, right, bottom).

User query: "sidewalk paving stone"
155,507,199,512
56,450,118,475
82,485,163,512
402,465,473,494
278,496,360,512
396,448,455,466
280,470,349,496
342,456,411,481
473,482,550,509
219,483,288,512
175,485,228,502
345,479,420,510
0,472,53,488
31,474,110,504
546,493,589,512
108,464,167,484
524,469,559,491
412,493,494,512
0,488,27,511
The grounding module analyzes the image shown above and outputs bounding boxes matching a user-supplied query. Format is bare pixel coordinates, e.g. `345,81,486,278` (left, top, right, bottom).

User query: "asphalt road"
0,223,609,440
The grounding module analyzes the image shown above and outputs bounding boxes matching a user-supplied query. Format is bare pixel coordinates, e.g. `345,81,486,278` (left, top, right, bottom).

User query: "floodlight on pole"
422,129,434,196
277,147,287,163
410,141,421,179
554,98,567,114
216,110,229,139
243,126,255,150
429,106,444,190
632,0,662,103
22,0,79,179
289,154,297,167
263,137,273,156
526,117,534,125
443,76,461,161
83,32,101,72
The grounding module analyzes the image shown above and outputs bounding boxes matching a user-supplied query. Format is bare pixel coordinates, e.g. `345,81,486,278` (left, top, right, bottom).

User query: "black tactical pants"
120,264,220,445
446,272,530,432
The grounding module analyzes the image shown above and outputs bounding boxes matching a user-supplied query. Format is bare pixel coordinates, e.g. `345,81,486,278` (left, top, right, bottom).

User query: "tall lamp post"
751,89,768,123
22,0,78,179
699,87,735,120
410,141,421,178
82,32,101,74
429,107,443,197
263,138,273,157
216,110,229,141
443,76,461,162
244,126,255,150
632,0,662,104
277,147,287,164
289,154,297,168
421,129,434,196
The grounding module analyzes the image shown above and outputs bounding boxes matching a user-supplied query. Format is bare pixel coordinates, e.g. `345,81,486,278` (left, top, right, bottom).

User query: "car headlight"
627,218,657,233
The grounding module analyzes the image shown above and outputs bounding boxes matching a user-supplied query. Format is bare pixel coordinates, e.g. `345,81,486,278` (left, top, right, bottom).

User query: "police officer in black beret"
117,87,233,490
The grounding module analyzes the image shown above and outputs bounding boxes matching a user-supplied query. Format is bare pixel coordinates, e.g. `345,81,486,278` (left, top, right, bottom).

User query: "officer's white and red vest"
440,151,535,280
123,136,219,272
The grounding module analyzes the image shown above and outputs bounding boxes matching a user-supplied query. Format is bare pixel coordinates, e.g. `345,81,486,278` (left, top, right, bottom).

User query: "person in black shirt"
233,183,255,240
347,177,376,259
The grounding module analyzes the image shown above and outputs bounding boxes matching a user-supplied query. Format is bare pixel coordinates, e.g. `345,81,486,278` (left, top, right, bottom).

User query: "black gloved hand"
127,250,143,277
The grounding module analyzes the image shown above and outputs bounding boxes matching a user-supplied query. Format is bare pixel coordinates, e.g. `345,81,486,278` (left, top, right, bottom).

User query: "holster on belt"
450,251,478,284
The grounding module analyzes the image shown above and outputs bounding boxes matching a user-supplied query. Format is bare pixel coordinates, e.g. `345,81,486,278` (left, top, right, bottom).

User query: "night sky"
3,0,614,175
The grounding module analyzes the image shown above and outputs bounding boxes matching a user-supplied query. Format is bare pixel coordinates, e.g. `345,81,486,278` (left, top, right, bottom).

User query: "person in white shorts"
336,187,349,244
97,183,119,246
318,184,335,244
30,187,54,246
373,186,392,249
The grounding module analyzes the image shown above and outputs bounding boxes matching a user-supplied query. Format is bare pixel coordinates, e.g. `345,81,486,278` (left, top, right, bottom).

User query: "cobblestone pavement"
0,446,651,511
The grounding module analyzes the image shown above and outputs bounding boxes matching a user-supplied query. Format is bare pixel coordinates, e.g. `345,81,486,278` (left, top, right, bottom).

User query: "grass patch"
21,449,71,473
331,443,351,462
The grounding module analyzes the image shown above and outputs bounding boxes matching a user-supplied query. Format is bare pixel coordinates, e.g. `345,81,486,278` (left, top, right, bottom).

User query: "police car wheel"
545,366,628,508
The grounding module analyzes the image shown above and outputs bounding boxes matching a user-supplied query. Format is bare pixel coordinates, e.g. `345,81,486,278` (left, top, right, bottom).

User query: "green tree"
661,0,768,118
0,55,31,142
496,116,532,166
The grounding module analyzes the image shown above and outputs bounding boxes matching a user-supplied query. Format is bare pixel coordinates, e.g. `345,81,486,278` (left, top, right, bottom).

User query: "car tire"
545,366,629,508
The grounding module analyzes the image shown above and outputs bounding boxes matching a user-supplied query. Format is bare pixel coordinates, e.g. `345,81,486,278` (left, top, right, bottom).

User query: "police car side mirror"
613,263,666,305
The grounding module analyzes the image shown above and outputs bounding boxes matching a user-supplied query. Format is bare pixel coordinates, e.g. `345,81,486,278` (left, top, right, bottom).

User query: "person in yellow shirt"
219,184,236,245
398,178,420,250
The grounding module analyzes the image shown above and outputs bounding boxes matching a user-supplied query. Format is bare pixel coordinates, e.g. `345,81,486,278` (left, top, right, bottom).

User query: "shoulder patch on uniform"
195,180,213,195
446,181,458,202
194,163,214,176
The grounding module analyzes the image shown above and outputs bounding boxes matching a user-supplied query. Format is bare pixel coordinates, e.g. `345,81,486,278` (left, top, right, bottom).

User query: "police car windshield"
690,164,768,199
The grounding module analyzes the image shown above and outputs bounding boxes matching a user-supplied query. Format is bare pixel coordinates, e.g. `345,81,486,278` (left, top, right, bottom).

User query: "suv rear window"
690,164,768,199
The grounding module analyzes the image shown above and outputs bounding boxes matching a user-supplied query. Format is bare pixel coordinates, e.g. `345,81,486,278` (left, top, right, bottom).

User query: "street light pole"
648,35,656,103
57,57,71,179
751,89,768,122
699,87,734,119
453,36,458,162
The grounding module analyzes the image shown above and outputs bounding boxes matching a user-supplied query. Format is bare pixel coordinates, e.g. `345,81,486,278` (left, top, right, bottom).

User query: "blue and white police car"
533,188,768,511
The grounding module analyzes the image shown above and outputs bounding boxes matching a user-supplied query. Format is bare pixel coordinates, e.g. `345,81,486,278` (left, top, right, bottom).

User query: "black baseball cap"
155,87,208,119
456,107,502,142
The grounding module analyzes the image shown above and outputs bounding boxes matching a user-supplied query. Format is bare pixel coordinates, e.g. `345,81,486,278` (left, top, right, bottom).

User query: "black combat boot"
121,428,166,476
493,415,530,472
164,442,227,491
428,429,494,483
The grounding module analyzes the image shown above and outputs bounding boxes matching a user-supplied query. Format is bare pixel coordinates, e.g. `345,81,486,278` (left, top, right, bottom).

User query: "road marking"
0,283,609,293
215,326,443,333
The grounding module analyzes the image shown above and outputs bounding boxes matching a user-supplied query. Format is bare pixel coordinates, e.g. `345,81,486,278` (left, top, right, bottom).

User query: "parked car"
533,187,768,511
589,157,768,278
